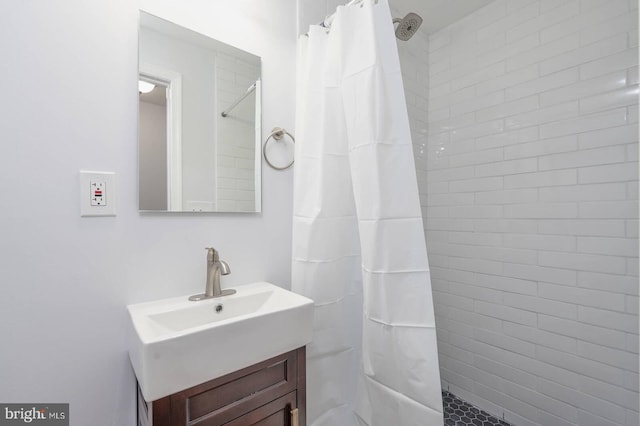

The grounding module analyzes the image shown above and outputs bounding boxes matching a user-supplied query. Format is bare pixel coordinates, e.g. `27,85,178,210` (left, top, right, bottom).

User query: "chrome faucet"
189,247,235,301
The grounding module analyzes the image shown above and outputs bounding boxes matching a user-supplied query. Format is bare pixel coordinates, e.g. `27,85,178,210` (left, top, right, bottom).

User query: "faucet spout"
218,260,231,275
189,247,235,301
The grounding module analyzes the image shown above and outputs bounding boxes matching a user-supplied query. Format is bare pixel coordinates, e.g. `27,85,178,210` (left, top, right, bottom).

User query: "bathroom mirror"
138,11,261,213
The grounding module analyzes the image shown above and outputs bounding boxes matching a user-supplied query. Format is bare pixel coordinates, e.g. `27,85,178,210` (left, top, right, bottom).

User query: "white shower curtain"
292,0,443,425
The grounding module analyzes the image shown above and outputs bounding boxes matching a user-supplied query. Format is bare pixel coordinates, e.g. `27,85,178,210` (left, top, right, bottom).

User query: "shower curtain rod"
220,81,257,118
318,0,378,29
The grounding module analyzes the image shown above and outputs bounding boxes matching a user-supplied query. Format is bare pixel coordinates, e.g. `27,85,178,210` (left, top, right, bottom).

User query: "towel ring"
263,127,295,170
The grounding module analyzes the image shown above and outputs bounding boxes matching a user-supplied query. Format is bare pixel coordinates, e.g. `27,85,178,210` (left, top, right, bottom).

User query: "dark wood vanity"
137,347,306,426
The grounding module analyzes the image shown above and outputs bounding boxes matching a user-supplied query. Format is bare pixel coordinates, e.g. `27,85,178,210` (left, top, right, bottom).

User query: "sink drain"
215,303,224,313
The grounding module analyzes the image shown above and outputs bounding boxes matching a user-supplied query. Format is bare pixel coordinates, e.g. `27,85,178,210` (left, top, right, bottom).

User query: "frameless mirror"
138,11,261,213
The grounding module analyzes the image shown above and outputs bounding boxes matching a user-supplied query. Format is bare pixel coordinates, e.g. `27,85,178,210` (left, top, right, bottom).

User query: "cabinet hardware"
291,407,299,426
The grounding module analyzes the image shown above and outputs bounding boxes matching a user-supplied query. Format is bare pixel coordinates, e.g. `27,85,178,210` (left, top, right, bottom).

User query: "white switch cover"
80,171,116,216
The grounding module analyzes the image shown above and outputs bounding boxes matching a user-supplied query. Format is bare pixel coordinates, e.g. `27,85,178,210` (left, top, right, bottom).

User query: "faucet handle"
205,247,218,261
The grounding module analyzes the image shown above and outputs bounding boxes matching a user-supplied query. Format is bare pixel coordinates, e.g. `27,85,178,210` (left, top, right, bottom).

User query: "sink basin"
127,281,314,401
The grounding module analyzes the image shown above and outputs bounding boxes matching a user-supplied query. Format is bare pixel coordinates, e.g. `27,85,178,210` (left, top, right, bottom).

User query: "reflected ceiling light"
138,80,155,93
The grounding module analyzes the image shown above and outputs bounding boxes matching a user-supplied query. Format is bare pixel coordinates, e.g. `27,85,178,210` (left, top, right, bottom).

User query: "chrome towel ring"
263,127,295,170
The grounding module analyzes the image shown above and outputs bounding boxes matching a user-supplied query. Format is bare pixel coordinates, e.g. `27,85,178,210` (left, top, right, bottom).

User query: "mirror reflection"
138,11,261,213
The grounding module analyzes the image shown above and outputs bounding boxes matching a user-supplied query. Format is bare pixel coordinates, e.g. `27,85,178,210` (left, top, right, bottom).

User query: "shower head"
393,12,423,41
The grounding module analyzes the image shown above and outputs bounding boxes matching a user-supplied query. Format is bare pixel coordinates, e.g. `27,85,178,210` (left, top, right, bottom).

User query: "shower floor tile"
442,391,513,426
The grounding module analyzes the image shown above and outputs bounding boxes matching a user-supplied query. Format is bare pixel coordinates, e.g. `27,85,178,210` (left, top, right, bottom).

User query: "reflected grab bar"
220,82,257,118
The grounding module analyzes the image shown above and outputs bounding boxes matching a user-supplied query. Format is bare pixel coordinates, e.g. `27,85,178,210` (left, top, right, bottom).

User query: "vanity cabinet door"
145,347,306,426
220,391,297,426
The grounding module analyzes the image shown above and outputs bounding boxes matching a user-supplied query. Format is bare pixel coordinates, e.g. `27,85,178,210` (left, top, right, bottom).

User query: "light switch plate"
80,171,116,217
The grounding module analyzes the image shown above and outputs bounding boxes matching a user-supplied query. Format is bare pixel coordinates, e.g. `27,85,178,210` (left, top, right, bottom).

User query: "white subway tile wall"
394,6,429,181
421,1,639,425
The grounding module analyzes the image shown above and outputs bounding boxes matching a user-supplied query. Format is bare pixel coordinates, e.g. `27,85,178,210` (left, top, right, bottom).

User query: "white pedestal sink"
127,282,313,401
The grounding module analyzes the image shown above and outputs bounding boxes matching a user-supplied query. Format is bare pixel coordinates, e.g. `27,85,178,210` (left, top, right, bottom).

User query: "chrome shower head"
393,12,423,41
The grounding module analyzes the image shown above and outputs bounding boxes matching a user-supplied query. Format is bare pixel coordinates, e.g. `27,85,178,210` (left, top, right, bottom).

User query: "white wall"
425,1,639,425
297,0,344,34
0,0,296,424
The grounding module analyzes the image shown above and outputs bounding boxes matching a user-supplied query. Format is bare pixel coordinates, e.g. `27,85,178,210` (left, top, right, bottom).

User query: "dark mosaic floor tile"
442,390,514,426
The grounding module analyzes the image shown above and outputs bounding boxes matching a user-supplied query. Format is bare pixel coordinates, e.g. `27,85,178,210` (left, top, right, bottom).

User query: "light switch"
80,171,116,216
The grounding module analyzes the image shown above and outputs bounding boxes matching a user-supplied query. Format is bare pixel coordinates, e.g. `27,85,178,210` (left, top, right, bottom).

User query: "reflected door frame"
140,63,183,211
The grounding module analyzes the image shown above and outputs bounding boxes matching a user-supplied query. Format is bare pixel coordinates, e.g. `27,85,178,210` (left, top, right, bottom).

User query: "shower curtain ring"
263,127,295,170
